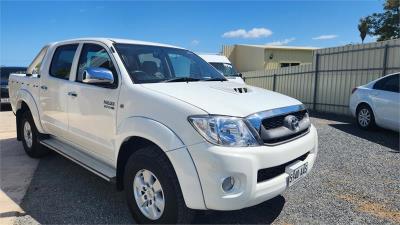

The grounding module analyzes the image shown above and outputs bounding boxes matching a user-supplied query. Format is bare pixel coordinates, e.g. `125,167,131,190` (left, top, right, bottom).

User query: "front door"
371,74,400,130
66,43,120,164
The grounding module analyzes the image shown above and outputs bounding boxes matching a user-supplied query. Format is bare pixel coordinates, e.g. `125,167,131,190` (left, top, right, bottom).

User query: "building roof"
237,44,319,50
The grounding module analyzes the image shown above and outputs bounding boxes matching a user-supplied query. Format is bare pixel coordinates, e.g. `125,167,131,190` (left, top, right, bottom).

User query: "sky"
1,0,384,66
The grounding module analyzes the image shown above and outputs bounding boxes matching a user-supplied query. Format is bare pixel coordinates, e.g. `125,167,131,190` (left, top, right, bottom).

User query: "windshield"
209,62,238,77
114,44,226,83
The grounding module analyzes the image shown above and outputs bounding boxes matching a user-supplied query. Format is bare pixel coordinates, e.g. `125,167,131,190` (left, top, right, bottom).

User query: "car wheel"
20,110,49,158
356,105,375,130
124,146,194,224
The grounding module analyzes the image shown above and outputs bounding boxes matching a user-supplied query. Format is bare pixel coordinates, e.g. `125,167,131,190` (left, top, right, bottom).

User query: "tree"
363,0,400,41
358,18,369,43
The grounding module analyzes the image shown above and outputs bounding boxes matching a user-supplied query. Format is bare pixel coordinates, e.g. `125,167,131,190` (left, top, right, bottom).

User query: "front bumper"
187,125,318,210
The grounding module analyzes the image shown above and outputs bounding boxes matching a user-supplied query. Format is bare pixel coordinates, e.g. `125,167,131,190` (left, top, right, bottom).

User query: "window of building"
280,62,300,68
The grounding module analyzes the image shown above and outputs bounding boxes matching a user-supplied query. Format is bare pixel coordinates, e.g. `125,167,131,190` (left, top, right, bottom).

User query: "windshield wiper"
203,77,227,81
163,77,201,83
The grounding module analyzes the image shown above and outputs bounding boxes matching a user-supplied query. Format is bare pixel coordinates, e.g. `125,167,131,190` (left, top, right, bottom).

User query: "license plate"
286,161,308,187
0,98,9,103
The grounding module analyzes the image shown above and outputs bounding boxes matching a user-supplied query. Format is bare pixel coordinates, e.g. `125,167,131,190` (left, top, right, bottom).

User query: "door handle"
67,91,78,97
40,85,48,90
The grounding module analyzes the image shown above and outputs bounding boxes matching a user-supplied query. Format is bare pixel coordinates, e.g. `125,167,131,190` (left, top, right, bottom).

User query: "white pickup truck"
9,38,318,224
199,54,245,84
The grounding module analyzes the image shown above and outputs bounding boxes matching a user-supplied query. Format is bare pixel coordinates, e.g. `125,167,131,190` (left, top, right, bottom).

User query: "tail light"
351,87,358,94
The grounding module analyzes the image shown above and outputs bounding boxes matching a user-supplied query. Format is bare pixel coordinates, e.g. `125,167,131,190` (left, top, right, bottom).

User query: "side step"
40,138,116,182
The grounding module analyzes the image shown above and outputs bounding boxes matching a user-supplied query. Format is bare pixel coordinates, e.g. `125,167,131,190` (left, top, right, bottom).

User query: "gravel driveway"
6,112,400,225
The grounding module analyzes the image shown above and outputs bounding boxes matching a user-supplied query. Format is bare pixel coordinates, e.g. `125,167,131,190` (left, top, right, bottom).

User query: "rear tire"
20,110,49,158
356,104,375,130
123,146,194,224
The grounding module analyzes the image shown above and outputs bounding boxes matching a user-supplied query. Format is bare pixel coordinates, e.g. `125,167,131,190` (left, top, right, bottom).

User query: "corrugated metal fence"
242,39,400,115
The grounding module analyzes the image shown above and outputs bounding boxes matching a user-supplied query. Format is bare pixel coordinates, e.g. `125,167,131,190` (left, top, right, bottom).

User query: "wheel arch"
15,101,29,141
356,102,373,114
15,90,45,137
116,136,158,190
356,102,377,128
115,117,206,209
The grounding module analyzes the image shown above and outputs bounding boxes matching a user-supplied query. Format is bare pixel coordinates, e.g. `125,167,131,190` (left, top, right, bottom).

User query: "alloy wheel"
358,108,371,127
133,169,165,220
23,121,33,148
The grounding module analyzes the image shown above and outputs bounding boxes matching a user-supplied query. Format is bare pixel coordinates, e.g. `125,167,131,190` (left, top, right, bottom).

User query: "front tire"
123,146,193,224
356,105,375,130
20,111,49,158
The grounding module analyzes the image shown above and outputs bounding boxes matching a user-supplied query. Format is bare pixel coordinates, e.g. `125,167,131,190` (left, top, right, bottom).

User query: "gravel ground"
12,114,400,225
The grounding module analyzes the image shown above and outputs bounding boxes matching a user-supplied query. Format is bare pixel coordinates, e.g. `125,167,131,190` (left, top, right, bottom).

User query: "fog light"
221,176,235,192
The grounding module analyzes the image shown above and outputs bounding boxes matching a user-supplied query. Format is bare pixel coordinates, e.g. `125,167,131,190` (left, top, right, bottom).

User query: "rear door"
371,74,400,130
66,42,120,163
39,44,79,138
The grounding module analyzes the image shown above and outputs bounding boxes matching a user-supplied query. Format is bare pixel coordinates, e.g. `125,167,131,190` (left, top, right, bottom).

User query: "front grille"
246,105,311,146
264,128,309,145
257,152,309,183
262,110,307,130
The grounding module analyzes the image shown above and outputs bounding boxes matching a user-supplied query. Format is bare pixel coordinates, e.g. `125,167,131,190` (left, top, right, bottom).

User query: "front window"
114,44,225,83
76,43,118,87
209,62,239,77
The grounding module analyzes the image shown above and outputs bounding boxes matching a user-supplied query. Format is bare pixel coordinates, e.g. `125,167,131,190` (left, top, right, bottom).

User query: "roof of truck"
52,37,183,49
199,54,231,64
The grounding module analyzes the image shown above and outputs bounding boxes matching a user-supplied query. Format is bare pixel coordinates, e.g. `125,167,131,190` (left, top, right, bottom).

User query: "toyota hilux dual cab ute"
9,38,318,224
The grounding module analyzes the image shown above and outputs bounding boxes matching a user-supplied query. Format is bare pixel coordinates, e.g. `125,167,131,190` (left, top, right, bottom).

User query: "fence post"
272,74,277,91
313,53,319,111
382,44,389,77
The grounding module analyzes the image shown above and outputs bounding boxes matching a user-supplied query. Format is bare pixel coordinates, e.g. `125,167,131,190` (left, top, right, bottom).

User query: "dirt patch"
338,194,400,224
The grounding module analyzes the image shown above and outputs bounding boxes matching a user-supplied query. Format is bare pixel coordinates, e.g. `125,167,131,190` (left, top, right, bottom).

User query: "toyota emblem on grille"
284,115,300,131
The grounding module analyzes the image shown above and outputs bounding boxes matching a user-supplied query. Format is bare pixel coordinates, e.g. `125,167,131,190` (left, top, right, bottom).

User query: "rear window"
49,44,78,80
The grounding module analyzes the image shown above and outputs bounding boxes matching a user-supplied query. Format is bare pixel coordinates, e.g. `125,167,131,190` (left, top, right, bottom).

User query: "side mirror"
238,73,243,78
82,67,114,84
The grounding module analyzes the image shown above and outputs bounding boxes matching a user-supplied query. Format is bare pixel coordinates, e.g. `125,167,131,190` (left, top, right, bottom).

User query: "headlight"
188,115,260,147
